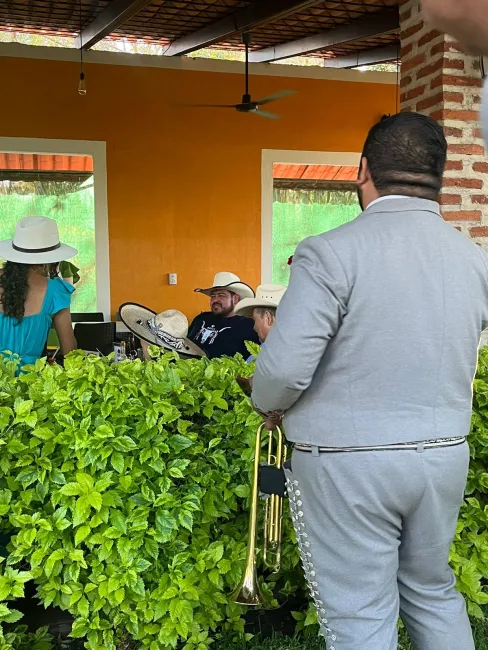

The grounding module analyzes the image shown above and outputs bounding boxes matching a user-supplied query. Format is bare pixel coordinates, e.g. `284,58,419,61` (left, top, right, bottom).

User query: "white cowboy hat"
119,303,205,358
195,272,255,300
234,284,287,318
0,216,77,264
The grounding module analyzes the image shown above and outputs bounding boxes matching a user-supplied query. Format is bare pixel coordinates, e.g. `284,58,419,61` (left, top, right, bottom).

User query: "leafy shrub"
0,351,304,650
0,346,487,649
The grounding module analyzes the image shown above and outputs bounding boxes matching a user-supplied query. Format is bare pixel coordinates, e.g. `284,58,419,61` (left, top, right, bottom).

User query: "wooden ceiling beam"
163,0,324,56
75,0,153,50
248,9,399,63
324,44,399,68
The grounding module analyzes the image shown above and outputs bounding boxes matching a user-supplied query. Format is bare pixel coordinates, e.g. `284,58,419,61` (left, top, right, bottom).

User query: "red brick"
401,43,413,59
445,160,464,171
439,194,462,205
400,7,412,21
440,111,480,122
454,226,463,231
473,95,482,104
444,127,464,138
401,85,426,103
416,92,443,111
444,91,464,103
442,210,482,222
472,195,488,204
401,21,424,41
473,162,488,173
430,41,447,57
417,58,444,80
448,143,485,155
431,73,482,89
443,177,482,189
400,74,413,88
444,59,465,71
470,227,488,237
473,128,483,139
418,29,441,47
446,41,468,53
403,53,426,73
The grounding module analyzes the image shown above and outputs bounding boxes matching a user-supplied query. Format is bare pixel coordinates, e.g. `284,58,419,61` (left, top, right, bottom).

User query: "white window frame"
261,149,361,283
0,137,110,319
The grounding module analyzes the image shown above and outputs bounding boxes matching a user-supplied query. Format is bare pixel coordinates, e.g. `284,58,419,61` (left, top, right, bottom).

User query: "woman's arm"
421,0,488,54
52,308,77,356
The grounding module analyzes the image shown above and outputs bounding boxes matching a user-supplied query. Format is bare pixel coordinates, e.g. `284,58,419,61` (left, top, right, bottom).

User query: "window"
271,162,359,285
0,139,109,318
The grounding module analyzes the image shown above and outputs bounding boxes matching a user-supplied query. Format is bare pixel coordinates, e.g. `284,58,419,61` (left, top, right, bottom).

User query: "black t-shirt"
188,312,260,360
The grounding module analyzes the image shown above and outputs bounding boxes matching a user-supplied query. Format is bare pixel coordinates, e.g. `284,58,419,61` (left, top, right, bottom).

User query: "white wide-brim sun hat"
195,271,255,300
234,284,287,318
119,303,206,358
0,216,78,264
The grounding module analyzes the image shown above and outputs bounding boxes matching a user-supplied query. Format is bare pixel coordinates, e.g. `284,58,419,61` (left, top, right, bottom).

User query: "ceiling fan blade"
177,104,237,109
256,90,296,105
252,109,281,120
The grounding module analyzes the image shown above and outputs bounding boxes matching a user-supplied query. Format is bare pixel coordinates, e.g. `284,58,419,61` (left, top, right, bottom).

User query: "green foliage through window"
0,179,96,313
272,188,359,286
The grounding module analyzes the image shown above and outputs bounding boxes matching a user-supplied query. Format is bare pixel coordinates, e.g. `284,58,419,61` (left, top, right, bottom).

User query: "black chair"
74,322,116,357
71,312,104,323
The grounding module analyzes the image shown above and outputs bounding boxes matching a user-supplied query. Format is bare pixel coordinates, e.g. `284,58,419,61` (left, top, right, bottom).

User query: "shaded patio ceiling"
0,0,400,66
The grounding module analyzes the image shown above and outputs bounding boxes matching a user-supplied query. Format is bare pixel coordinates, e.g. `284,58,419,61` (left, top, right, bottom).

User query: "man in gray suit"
252,112,488,650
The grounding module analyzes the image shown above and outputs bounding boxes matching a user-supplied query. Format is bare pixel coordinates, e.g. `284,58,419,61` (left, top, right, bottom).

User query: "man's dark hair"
361,112,447,199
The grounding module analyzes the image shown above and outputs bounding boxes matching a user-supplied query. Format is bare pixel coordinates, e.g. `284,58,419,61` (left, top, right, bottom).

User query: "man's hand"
256,408,284,431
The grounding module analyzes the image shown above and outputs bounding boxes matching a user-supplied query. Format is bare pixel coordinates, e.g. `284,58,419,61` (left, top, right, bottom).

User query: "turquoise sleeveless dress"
0,277,75,369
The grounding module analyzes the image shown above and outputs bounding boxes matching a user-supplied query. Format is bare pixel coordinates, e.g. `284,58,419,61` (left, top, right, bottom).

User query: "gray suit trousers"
284,442,474,650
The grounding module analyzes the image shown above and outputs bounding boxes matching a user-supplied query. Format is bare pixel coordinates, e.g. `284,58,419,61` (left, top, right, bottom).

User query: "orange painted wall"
0,55,396,319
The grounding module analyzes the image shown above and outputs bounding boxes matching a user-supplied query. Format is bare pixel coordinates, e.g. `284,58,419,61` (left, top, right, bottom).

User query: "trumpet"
231,423,287,607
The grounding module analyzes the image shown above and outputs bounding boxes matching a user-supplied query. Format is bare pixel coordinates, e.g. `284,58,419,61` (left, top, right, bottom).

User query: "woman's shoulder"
49,276,76,296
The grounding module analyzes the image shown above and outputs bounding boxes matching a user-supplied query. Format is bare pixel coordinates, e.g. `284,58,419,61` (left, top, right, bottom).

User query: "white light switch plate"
169,273,177,285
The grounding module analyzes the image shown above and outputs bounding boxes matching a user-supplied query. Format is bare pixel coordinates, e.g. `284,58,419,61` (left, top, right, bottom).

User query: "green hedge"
0,347,486,649
0,350,304,650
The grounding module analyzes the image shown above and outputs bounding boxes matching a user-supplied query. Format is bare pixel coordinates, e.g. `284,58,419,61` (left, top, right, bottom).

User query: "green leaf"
75,525,91,546
111,452,125,473
60,482,81,497
178,510,193,531
169,599,193,624
156,510,177,541
32,427,54,440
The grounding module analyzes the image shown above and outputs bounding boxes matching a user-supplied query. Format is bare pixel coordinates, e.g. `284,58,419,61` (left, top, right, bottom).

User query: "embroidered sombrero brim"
195,282,255,300
119,302,205,358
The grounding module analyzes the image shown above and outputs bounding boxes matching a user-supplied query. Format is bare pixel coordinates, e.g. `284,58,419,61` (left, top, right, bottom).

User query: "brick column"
400,0,488,241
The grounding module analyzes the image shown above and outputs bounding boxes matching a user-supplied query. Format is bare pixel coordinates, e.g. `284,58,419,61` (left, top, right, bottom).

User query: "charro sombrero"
119,303,206,358
234,284,287,318
0,216,77,264
195,272,255,301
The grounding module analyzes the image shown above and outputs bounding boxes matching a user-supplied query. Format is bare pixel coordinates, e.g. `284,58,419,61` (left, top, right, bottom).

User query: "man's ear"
232,293,240,307
357,156,372,187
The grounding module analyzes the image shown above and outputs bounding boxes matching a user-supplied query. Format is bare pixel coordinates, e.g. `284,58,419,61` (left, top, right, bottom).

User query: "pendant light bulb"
78,71,87,96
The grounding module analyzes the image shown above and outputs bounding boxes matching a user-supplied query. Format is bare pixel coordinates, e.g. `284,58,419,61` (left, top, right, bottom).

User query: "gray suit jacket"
252,198,488,447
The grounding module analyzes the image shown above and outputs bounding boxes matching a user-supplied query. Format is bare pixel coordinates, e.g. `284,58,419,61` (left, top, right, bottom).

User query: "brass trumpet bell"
231,423,286,608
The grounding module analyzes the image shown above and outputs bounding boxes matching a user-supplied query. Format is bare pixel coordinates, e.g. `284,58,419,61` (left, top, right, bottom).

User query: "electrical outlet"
169,273,177,285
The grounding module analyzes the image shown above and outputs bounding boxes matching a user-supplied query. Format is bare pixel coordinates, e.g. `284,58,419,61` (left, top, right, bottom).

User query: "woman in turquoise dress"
0,216,78,369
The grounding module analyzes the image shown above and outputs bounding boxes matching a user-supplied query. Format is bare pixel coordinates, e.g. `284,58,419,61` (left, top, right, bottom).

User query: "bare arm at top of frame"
251,235,349,414
421,0,488,54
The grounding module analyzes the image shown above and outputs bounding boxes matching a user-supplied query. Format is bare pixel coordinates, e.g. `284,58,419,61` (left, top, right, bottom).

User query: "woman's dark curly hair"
0,262,31,323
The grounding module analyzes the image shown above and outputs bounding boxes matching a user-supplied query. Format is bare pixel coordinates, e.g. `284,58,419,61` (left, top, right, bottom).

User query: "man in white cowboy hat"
189,271,260,359
119,304,206,360
234,284,287,361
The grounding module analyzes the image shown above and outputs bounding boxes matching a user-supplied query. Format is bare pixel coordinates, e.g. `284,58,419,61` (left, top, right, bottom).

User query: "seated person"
189,272,259,359
234,284,286,362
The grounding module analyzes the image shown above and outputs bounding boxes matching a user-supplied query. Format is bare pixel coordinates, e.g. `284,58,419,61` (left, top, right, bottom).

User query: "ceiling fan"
188,32,295,119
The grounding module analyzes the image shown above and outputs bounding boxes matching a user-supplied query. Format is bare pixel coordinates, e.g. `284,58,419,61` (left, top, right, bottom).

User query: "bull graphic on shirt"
195,322,231,345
